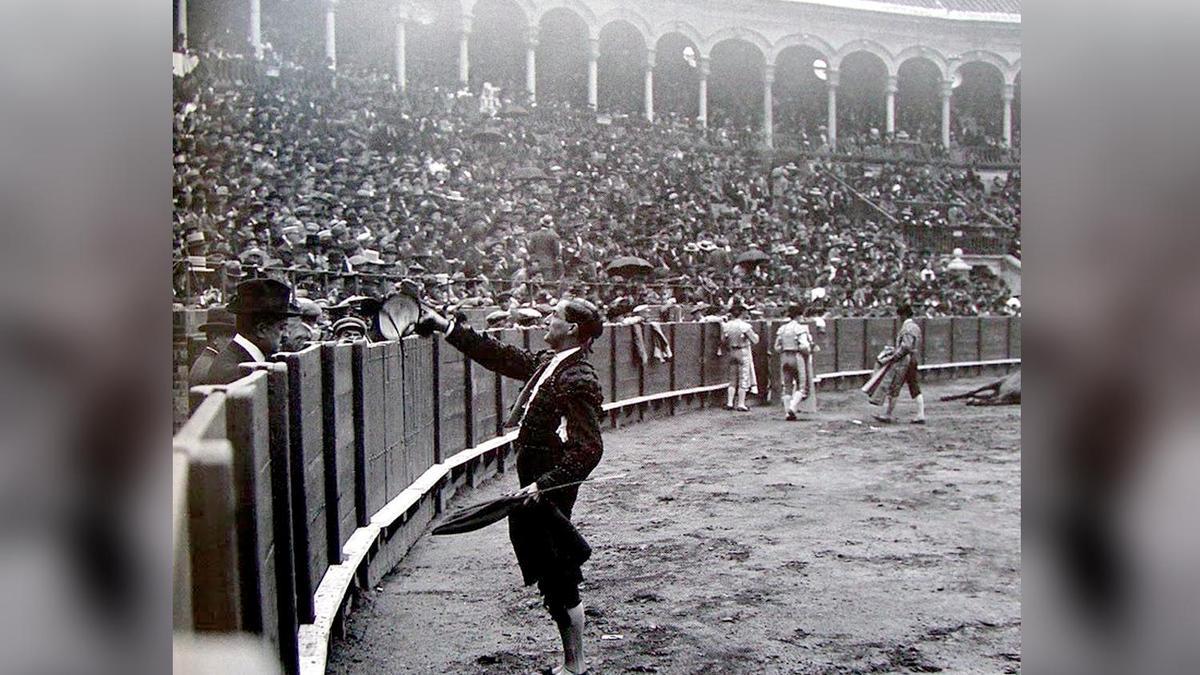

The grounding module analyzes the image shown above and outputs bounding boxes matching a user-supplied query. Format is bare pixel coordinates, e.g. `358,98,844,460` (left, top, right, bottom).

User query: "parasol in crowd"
511,166,550,182
471,127,506,143
498,105,529,118
605,255,654,277
734,249,771,266
431,473,627,536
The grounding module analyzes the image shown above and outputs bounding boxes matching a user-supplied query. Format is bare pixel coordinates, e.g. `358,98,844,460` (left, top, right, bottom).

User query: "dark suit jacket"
198,339,260,386
445,323,604,586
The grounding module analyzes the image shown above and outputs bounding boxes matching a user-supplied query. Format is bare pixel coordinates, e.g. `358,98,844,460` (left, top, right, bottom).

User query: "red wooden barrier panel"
672,323,703,390
865,318,897,365
836,318,866,372
437,340,467,458
1008,317,1021,359
321,344,357,562
381,342,406,499
401,337,436,485
642,324,672,396
812,319,836,375
357,343,388,520
496,329,526,425
613,325,641,402
470,352,499,443
590,327,615,402
224,370,279,648
952,317,981,363
923,318,953,365
283,345,324,624
980,317,1009,360
702,322,724,386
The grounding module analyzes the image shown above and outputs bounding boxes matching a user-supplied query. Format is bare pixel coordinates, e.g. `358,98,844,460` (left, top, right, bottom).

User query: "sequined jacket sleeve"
445,322,542,381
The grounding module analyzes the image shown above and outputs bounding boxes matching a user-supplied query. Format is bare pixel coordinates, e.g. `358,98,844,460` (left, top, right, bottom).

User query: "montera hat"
227,279,302,317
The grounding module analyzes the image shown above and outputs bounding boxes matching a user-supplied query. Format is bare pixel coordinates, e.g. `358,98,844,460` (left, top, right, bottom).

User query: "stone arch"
895,45,949,81
832,38,895,75
1008,59,1021,85
653,20,705,58
951,49,1010,80
653,30,702,119
702,26,772,63
597,19,648,115
467,0,532,25
770,33,835,65
596,8,654,49
530,0,597,36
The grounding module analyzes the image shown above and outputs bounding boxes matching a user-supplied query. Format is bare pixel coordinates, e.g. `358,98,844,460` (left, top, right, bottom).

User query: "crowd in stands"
174,48,1021,326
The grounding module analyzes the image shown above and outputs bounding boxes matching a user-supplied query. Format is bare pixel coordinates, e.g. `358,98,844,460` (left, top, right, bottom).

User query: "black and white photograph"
169,1,1024,672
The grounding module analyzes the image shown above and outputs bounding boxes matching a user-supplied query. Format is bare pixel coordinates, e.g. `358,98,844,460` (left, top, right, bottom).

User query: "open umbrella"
498,105,529,118
511,166,549,181
734,249,771,266
432,473,627,536
605,256,653,276
471,127,506,143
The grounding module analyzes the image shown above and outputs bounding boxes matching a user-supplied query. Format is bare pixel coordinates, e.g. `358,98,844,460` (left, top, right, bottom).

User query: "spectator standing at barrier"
874,303,927,425
720,305,759,412
773,304,815,421
417,299,605,675
199,279,301,385
188,306,236,385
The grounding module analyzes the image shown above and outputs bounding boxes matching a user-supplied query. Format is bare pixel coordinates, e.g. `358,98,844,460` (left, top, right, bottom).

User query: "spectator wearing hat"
198,279,301,385
188,307,236,384
331,316,369,342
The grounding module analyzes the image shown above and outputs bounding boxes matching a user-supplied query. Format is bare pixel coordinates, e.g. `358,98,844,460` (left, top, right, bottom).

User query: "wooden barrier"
173,315,1020,674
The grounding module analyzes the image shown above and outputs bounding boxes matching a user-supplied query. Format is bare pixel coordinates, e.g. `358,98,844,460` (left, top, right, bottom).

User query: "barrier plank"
751,321,771,400
923,318,953,365
381,342,405,499
980,317,1009,360
263,364,300,675
702,322,724,386
401,337,437,494
836,318,866,372
357,344,386,521
224,371,278,646
284,345,325,623
590,327,614,403
613,325,641,402
672,323,703,390
172,452,192,631
470,355,498,444
1008,316,1021,359
496,329,527,424
321,344,356,562
642,324,672,397
438,341,467,458
865,318,896,365
812,319,836,376
183,436,242,632
952,317,980,363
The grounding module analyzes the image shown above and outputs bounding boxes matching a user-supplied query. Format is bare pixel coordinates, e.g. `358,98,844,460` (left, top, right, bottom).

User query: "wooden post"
431,339,442,464
262,363,300,675
319,346,342,566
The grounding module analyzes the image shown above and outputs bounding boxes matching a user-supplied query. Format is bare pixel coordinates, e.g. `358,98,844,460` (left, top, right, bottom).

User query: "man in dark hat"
417,298,606,675
188,307,236,385
198,279,301,385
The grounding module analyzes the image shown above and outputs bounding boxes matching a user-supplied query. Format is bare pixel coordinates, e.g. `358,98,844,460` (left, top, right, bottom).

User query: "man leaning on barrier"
197,279,301,386
416,298,606,675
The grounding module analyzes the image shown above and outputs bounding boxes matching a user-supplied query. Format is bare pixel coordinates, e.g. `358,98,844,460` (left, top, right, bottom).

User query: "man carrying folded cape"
417,298,606,675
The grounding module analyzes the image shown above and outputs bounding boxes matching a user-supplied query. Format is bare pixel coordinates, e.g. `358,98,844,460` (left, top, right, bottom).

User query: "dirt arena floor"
329,375,1021,674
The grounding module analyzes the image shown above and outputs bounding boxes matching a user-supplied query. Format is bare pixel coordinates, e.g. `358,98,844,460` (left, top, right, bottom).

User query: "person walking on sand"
720,304,759,411
874,302,927,425
417,299,605,675
773,304,815,420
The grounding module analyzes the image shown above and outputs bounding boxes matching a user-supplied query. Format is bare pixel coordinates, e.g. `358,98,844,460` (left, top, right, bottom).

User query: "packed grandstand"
173,0,1021,325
